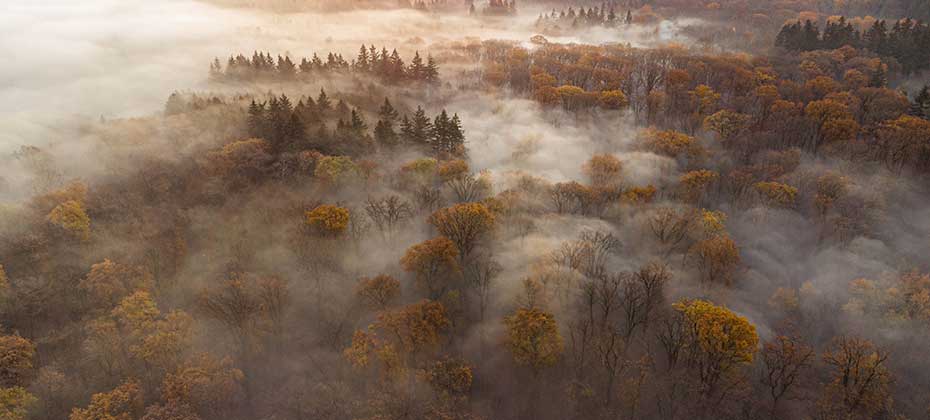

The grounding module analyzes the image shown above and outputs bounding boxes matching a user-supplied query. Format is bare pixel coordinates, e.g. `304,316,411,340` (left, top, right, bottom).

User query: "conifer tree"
317,88,331,116
425,55,440,84
411,106,433,146
409,51,426,81
355,45,370,73
247,100,267,139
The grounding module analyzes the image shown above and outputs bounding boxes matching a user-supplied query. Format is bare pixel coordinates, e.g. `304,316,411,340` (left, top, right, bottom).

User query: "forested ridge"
2,1,930,420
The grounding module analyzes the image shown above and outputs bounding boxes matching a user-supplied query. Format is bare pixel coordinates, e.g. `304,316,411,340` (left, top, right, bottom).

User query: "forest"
1,0,930,419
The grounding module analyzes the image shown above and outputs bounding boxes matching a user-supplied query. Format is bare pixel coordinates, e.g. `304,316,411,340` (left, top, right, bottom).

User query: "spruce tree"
278,55,296,79
400,115,415,144
356,45,370,73
409,51,426,81
425,55,440,84
911,85,930,119
247,100,267,138
317,88,331,115
409,107,433,146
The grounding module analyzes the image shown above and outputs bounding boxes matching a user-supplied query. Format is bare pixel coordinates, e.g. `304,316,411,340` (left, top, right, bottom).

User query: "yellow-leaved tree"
429,203,495,259
47,200,90,241
504,307,563,376
305,204,350,237
667,299,758,396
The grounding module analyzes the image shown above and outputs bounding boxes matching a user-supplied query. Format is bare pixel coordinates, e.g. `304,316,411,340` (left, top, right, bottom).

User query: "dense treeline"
243,90,465,157
211,46,439,84
535,2,630,28
776,17,930,73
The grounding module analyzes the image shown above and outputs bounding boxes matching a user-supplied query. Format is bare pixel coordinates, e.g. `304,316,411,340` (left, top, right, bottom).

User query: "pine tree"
431,109,451,153
409,51,426,81
311,53,324,71
425,55,440,84
317,88,331,116
336,100,351,120
349,109,368,132
278,55,296,79
911,85,930,120
247,100,267,138
801,20,820,51
430,110,464,155
400,115,415,144
388,49,406,83
356,45,370,73
379,97,399,122
625,10,632,25
449,113,465,155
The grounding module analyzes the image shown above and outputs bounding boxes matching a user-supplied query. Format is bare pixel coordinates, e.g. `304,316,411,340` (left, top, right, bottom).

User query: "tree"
0,387,36,420
704,110,751,142
431,110,466,156
639,128,704,162
424,55,440,83
0,335,35,388
356,274,401,310
374,98,399,147
70,380,144,420
687,233,740,286
347,300,450,370
670,299,758,397
760,334,813,419
873,115,930,171
597,90,628,109
819,336,892,419
305,205,350,237
405,106,433,147
401,237,461,299
504,307,563,375
196,274,267,358
582,154,622,187
47,200,90,241
679,170,718,204
910,84,930,119
754,181,798,209
313,156,360,185
80,259,152,308
428,203,496,258
365,196,413,238
161,354,245,419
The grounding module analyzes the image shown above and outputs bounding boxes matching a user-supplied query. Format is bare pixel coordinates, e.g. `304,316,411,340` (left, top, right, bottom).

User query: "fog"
0,0,692,152
5,1,930,419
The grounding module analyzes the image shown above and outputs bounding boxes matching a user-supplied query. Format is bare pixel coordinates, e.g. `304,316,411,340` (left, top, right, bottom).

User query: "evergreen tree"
387,49,406,83
355,45,370,73
247,100,267,138
411,106,433,146
317,88,332,116
910,85,930,120
625,10,632,25
408,51,426,81
400,114,415,144
311,53,324,71
801,20,821,50
277,55,296,79
425,55,440,84
336,99,351,120
430,110,465,155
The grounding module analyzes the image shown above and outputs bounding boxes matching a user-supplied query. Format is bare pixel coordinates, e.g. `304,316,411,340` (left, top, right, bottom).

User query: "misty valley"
2,0,930,419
